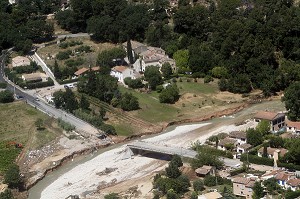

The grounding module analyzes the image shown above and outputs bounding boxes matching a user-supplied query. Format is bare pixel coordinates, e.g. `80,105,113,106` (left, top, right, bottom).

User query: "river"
28,100,285,199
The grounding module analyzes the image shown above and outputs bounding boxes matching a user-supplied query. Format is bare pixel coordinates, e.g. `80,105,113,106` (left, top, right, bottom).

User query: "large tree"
144,66,163,90
282,82,300,121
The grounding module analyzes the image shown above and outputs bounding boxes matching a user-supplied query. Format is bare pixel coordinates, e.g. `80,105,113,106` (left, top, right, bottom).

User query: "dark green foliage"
0,90,14,103
56,50,72,60
165,162,181,179
53,89,78,113
0,189,14,199
283,82,300,121
124,78,144,89
127,38,134,64
253,182,264,199
161,62,173,79
99,123,116,136
190,191,198,199
171,155,183,167
269,136,284,148
75,45,92,53
57,119,75,132
4,164,22,189
13,62,39,74
191,146,224,169
203,175,230,187
218,78,228,91
144,66,163,90
285,189,300,199
284,138,300,165
263,178,282,195
159,84,180,104
193,179,204,192
80,95,90,110
96,48,126,68
53,60,62,80
0,83,7,89
177,175,190,192
246,128,263,146
229,167,246,176
104,193,119,199
166,189,179,199
240,154,274,166
119,93,139,111
204,75,213,83
65,57,85,67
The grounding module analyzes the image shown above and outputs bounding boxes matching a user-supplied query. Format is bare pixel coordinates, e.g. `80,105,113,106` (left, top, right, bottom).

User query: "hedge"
58,78,78,84
0,82,7,89
240,154,274,166
24,79,54,89
230,167,246,176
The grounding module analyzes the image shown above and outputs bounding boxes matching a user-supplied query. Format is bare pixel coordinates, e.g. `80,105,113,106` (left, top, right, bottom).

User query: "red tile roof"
112,66,128,73
74,68,88,76
258,147,288,156
286,119,300,130
287,178,300,187
232,177,255,187
275,172,295,181
229,131,247,139
254,111,285,121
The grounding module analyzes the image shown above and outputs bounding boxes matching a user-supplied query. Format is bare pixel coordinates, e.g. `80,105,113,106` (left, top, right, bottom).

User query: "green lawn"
176,78,218,95
112,123,135,136
119,86,179,123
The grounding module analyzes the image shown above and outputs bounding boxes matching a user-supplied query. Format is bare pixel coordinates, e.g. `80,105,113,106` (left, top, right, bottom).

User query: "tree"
165,162,181,179
80,95,90,110
269,136,284,148
144,66,163,90
177,175,190,192
284,139,300,165
35,118,44,130
191,147,224,169
96,48,126,68
204,175,217,187
252,182,264,199
190,191,198,199
173,50,189,72
0,90,14,103
282,82,300,121
53,90,65,108
53,60,62,80
161,62,173,79
104,193,119,199
119,93,139,111
256,120,270,136
64,88,79,113
4,164,22,189
263,178,282,195
159,84,180,104
127,38,134,64
166,189,179,199
0,189,14,199
193,179,205,192
212,66,228,78
171,155,183,167
246,128,263,146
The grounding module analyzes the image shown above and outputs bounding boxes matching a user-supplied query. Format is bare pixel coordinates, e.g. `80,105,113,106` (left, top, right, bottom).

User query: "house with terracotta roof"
122,40,147,55
287,178,300,191
286,119,300,134
232,177,256,199
254,111,285,132
195,165,215,177
12,56,31,67
73,67,100,78
275,171,296,189
229,131,247,145
218,137,238,151
257,147,288,159
110,66,135,84
236,143,252,155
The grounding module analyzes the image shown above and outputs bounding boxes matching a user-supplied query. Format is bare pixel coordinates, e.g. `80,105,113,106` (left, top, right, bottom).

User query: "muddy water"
28,100,284,199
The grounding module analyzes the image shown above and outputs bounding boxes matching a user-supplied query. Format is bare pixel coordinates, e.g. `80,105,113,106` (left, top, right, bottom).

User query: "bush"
193,179,204,192
156,85,164,93
230,167,246,176
4,164,22,189
100,123,116,135
0,82,7,89
204,75,213,83
240,154,274,166
58,118,75,132
191,72,205,78
0,90,14,103
13,62,39,74
159,84,180,104
218,78,228,91
75,45,92,53
56,50,72,60
24,79,54,89
65,58,85,67
119,93,139,111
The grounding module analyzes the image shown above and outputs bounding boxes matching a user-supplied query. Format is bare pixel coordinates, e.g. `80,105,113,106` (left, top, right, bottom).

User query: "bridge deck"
127,141,197,159
127,141,241,168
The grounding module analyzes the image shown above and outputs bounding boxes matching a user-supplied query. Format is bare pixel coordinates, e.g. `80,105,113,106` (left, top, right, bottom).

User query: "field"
0,101,62,173
37,37,117,69
118,78,243,124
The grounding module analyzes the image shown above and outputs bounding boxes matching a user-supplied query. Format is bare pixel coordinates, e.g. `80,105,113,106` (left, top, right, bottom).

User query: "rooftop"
112,66,129,73
198,192,222,199
238,143,252,150
232,177,255,187
286,119,300,130
258,147,288,156
254,111,285,121
219,138,237,146
195,165,213,175
229,131,247,139
122,40,146,50
275,172,295,181
74,67,100,76
22,72,47,81
287,178,300,187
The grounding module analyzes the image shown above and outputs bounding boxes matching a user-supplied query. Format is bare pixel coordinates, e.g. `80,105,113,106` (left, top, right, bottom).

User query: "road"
55,33,90,39
0,52,100,136
30,52,59,86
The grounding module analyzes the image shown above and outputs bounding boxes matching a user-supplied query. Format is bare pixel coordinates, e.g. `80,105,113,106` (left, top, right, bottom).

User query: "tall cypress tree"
127,37,134,64
53,59,62,79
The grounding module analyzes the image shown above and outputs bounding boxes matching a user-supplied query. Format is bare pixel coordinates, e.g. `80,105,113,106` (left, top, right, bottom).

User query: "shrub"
230,167,246,176
65,58,85,67
56,50,72,60
240,154,274,166
193,179,204,192
4,164,22,189
156,85,164,93
24,79,54,89
204,75,213,83
119,93,139,111
0,90,14,103
159,84,180,104
0,82,7,89
58,118,75,132
100,124,116,135
75,45,92,53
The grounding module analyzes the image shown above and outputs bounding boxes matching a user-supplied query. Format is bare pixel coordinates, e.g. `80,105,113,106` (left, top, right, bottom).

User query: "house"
21,73,48,82
73,67,100,78
261,170,281,181
195,165,215,177
232,177,256,199
218,138,238,151
275,171,296,189
254,111,285,132
122,40,147,55
257,147,288,159
198,191,222,199
286,119,300,134
229,131,247,145
110,66,135,83
236,143,252,154
287,178,300,191
12,56,31,67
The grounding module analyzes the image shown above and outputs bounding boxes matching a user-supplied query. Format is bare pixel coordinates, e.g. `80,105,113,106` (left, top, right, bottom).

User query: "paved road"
128,141,242,168
0,52,100,137
55,33,90,39
30,53,59,86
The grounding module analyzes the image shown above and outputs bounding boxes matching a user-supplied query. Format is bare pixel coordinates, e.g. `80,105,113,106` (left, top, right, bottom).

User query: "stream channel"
28,100,284,199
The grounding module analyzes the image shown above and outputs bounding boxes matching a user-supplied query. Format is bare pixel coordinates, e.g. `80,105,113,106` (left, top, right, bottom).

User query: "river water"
28,100,285,199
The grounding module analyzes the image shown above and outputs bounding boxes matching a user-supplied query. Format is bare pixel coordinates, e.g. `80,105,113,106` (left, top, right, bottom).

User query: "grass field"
118,78,223,123
0,101,62,173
